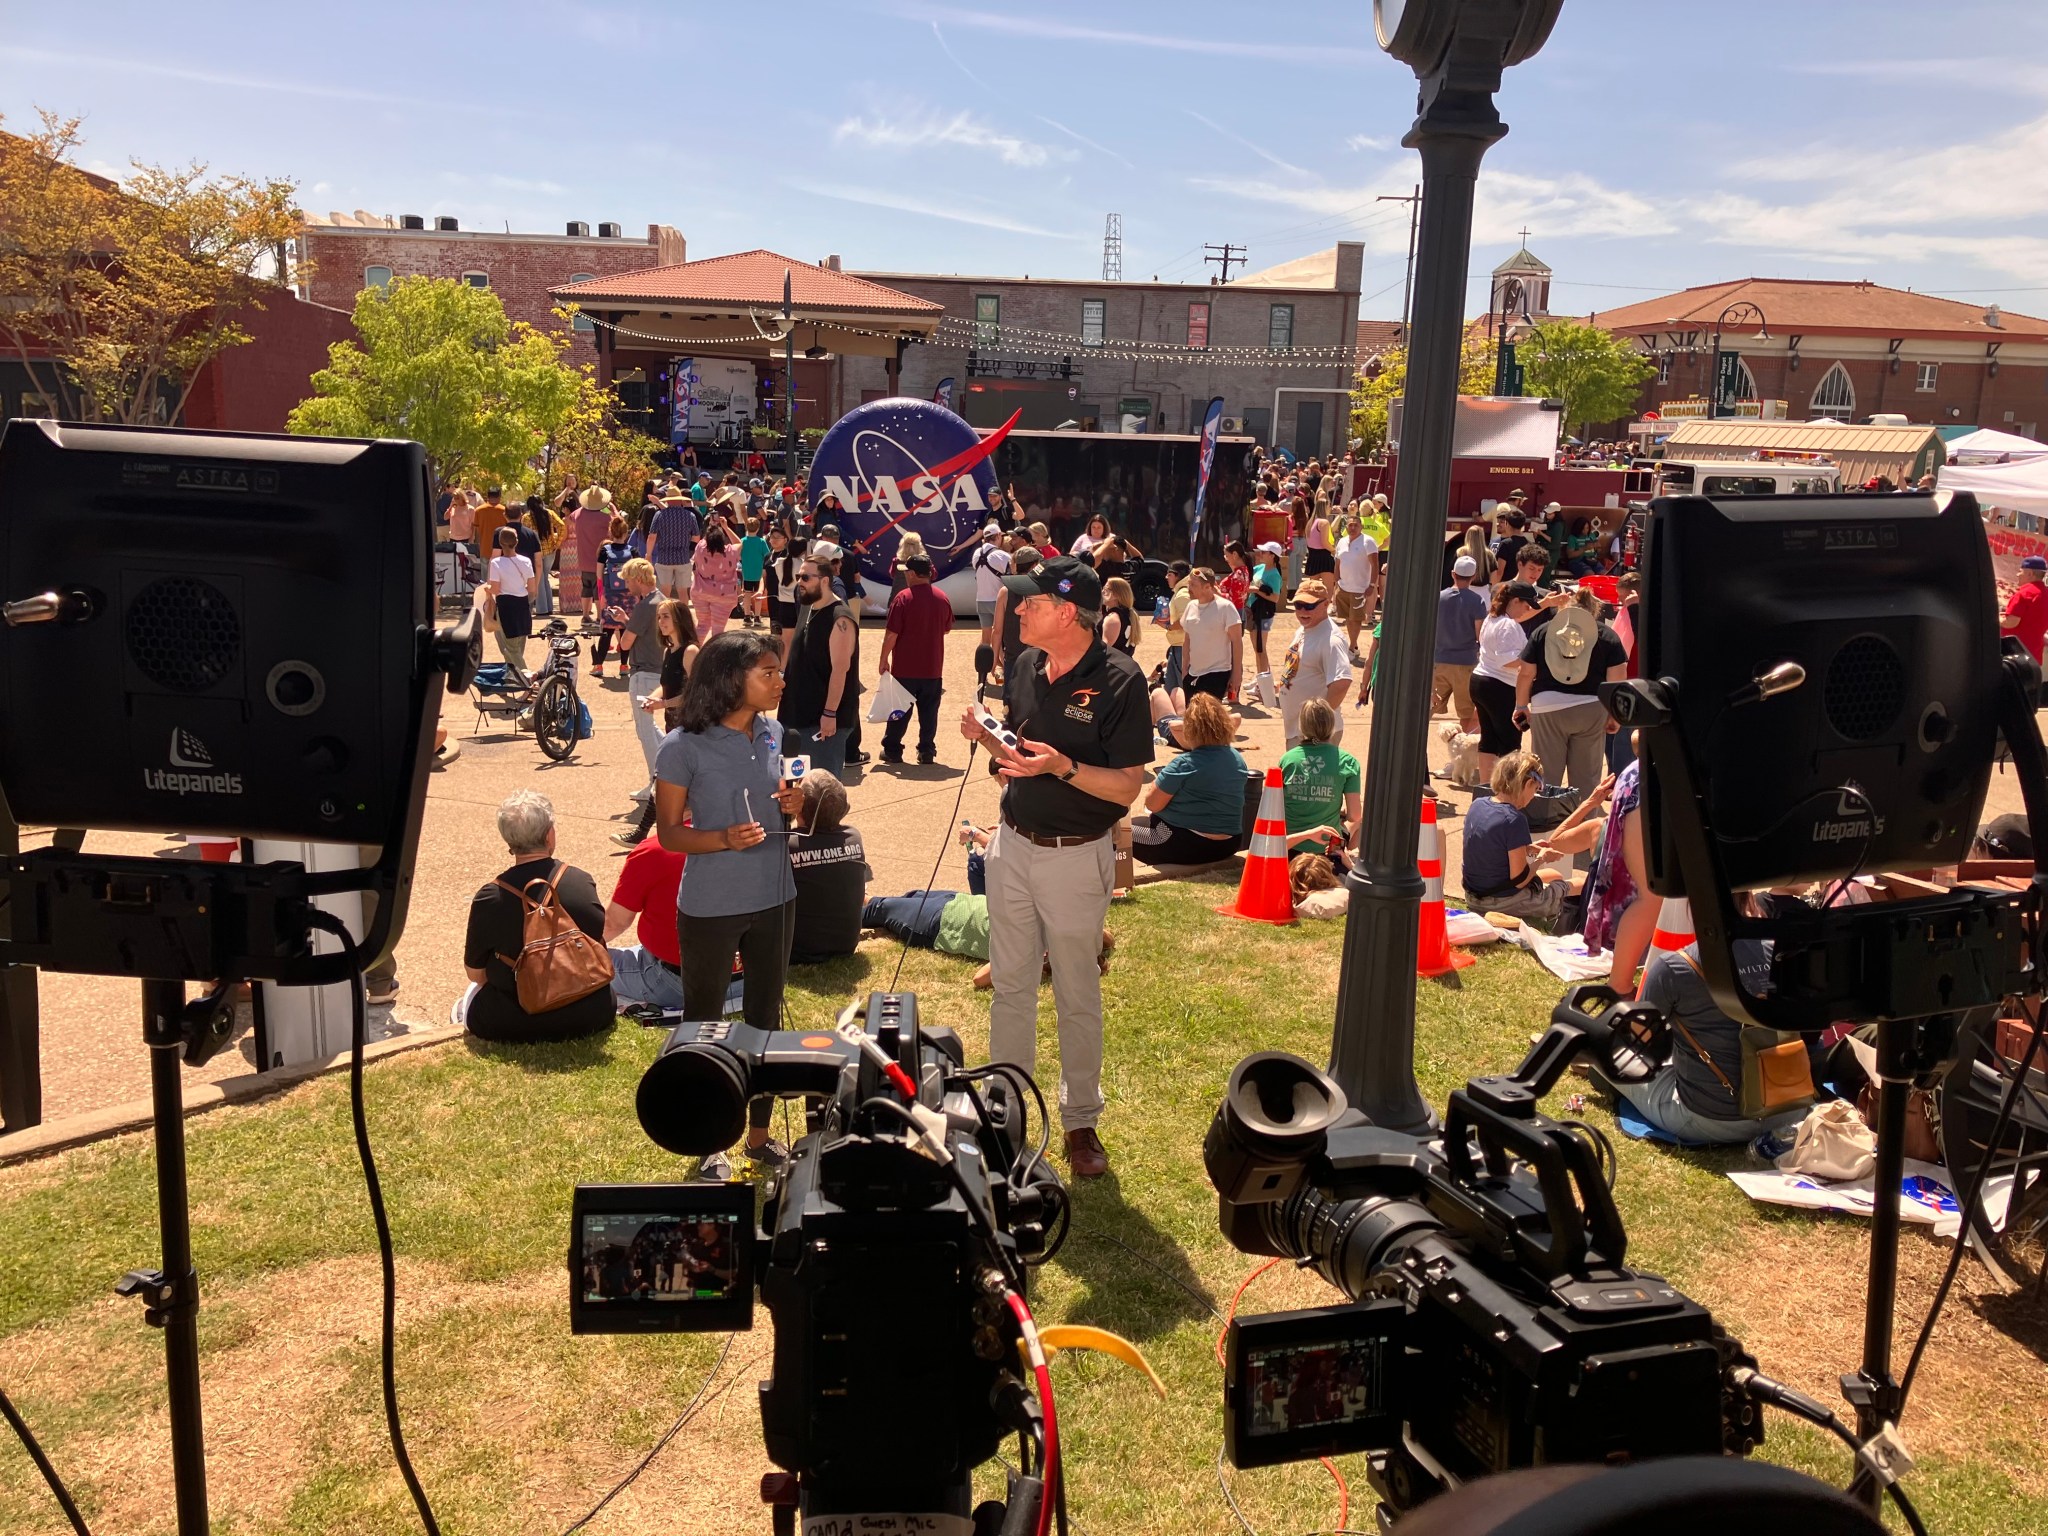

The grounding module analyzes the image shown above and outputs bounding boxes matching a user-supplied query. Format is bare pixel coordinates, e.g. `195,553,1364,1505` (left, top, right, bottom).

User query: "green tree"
1348,334,1494,456
0,109,304,425
1519,317,1655,435
287,276,581,490
537,358,666,506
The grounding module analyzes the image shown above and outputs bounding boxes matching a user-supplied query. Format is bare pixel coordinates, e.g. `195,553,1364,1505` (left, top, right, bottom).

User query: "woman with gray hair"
460,789,613,1042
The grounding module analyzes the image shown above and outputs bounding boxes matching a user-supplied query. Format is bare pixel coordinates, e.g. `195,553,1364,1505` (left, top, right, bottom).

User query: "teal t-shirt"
1156,744,1250,835
1280,742,1361,836
739,533,770,582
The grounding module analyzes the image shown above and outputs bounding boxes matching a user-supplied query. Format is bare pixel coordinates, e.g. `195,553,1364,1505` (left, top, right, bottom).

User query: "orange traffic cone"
1648,896,1695,959
1217,766,1296,925
1416,796,1475,977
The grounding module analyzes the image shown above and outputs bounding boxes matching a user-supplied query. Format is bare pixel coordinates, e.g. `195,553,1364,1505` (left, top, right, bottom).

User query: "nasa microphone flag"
1190,395,1225,562
932,376,957,413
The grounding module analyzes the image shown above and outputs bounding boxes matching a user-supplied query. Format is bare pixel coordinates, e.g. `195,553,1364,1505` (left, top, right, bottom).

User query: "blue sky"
5,0,2045,320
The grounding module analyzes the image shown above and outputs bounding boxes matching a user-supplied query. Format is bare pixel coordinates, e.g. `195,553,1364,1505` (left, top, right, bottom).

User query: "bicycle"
467,619,584,762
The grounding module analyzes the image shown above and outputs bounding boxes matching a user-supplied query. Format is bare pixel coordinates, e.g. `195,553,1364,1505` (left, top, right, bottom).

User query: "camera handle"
1436,987,1650,1279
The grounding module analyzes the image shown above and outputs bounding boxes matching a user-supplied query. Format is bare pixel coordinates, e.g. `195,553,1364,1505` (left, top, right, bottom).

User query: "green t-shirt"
1280,741,1360,836
739,533,770,582
936,893,991,961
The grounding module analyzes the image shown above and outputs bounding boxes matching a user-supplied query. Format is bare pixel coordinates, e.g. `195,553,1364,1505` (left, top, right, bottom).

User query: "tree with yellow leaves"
1348,333,1495,457
0,110,302,425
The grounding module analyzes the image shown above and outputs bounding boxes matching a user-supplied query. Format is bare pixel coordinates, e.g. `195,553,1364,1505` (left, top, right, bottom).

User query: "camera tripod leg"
130,979,210,1536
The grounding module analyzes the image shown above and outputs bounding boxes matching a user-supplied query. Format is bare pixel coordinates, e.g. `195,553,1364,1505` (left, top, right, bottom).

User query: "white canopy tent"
1946,427,2048,464
1940,457,2048,516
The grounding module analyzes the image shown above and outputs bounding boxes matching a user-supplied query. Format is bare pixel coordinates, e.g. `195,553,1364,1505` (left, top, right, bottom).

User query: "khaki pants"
1334,586,1374,650
1430,662,1475,723
1529,699,1609,793
984,821,1115,1133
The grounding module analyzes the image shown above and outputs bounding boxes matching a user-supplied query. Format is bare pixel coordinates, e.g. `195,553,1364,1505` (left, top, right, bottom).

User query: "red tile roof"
1591,278,2048,342
550,249,943,315
1356,319,1406,358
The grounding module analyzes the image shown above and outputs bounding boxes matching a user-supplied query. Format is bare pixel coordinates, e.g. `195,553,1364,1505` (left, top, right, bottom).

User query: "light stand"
1331,0,1562,1131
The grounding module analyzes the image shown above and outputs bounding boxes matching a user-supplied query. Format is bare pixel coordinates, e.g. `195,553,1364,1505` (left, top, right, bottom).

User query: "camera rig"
1206,991,1762,1506
583,993,1082,1536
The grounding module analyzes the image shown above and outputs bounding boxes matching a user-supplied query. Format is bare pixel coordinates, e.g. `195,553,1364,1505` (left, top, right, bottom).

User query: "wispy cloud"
1345,134,1388,152
1186,110,1310,179
929,22,992,91
1035,115,1137,173
887,4,1375,66
836,110,1064,168
1787,57,2048,97
785,179,1090,241
0,45,406,104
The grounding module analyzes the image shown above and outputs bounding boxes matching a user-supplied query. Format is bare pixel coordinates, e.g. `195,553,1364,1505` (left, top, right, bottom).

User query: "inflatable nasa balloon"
806,398,1019,585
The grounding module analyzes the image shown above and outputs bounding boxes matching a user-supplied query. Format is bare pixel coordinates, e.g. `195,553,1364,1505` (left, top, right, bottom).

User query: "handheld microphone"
974,642,995,701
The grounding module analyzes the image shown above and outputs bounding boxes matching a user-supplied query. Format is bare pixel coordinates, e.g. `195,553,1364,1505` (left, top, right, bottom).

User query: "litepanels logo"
1812,788,1882,845
146,728,243,796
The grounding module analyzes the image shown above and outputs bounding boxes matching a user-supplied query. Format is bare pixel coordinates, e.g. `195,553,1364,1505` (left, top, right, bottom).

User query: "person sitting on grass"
603,836,686,1010
1129,692,1250,866
1459,751,1572,932
461,790,614,1043
863,882,1114,990
1280,698,1361,862
789,769,870,965
1593,896,1814,1146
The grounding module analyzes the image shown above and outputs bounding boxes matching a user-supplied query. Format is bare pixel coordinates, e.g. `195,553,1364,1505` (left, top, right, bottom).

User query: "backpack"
493,863,613,1013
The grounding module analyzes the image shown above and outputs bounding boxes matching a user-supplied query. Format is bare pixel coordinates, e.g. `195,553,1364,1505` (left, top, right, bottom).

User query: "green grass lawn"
1,879,2043,1534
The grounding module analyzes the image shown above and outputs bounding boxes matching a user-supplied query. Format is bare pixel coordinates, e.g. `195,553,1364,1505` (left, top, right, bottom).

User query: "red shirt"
2008,580,2048,662
885,582,953,679
610,839,684,964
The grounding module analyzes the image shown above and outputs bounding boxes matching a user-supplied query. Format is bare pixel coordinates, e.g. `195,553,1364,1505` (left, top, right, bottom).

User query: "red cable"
1318,1456,1349,1531
1215,1257,1285,1365
1003,1287,1059,1536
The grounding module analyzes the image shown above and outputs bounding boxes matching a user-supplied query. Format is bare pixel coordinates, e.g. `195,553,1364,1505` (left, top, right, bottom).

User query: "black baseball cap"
1002,554,1101,610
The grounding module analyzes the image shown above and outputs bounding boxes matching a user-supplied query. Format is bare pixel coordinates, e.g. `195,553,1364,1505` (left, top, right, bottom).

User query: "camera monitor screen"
569,1183,755,1334
1224,1302,1407,1469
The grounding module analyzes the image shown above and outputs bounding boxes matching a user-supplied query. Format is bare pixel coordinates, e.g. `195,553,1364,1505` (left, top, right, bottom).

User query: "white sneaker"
629,786,652,803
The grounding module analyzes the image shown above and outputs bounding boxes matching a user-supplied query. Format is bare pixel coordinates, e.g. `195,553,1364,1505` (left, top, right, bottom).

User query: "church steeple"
1491,229,1552,315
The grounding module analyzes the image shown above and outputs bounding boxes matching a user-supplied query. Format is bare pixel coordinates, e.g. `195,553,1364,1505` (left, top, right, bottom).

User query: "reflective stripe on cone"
1218,766,1297,925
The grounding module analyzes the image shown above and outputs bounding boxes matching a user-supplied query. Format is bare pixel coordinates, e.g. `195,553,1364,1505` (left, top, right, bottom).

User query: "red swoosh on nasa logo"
852,409,1022,552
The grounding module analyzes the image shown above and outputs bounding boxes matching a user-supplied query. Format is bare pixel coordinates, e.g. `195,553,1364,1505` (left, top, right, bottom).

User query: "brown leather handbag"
495,863,613,1013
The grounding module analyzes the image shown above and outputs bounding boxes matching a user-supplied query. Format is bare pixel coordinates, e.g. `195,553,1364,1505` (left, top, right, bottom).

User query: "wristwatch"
1057,757,1080,783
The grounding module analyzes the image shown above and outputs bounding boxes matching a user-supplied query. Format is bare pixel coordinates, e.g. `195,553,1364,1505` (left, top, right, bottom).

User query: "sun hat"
577,486,612,511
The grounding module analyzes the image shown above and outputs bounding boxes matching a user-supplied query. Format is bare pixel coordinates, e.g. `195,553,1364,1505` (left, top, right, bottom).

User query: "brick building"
842,243,1364,456
1589,278,2048,438
296,212,686,362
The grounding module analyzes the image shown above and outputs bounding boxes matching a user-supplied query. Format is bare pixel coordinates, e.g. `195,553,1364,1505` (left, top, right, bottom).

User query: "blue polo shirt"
654,717,796,917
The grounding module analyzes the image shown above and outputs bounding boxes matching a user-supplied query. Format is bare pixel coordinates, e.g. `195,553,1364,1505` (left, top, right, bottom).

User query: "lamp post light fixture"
1491,273,1534,396
1330,0,1564,1133
1707,301,1769,420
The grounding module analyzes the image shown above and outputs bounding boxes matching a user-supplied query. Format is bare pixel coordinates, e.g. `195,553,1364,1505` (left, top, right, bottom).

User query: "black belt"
1002,814,1108,849
655,955,682,976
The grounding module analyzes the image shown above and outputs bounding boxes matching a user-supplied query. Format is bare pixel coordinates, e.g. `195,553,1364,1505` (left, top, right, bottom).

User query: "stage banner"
669,359,701,447
1190,395,1226,562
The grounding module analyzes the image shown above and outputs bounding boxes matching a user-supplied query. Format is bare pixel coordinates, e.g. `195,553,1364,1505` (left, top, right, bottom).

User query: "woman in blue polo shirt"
1129,693,1250,866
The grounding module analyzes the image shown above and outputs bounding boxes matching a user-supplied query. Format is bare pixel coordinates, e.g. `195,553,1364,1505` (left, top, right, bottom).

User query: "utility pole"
1102,213,1123,282
1203,243,1246,284
1377,185,1421,341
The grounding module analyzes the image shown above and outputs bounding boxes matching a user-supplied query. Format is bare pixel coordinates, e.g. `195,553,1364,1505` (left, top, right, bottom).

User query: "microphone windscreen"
974,643,995,677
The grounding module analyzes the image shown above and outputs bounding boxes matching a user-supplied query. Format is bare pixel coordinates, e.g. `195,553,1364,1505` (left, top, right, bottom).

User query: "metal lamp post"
1330,0,1563,1131
1491,273,1532,397
1707,301,1769,419
782,269,799,487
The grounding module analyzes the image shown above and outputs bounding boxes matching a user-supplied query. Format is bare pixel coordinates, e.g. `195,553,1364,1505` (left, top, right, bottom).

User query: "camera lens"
637,1037,752,1156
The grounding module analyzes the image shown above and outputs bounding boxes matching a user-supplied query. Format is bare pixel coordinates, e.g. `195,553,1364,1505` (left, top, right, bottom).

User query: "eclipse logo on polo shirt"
1064,687,1100,722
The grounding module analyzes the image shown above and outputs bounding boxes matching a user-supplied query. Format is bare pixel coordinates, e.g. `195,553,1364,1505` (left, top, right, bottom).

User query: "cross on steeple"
1517,225,1532,247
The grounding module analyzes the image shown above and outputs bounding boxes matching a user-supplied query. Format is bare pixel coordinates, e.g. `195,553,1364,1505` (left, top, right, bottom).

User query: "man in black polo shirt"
961,557,1151,1178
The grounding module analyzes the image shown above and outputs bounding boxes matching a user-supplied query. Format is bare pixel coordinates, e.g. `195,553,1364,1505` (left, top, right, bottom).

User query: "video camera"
575,993,1070,1532
1205,991,1762,1509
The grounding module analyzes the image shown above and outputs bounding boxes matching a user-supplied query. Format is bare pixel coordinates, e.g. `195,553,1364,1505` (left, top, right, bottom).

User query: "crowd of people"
437,440,2017,1177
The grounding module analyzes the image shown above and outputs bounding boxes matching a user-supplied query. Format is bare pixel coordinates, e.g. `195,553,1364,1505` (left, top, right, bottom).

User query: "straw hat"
577,486,613,511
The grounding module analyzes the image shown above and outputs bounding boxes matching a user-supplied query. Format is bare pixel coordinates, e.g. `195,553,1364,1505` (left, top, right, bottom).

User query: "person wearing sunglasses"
1274,577,1353,750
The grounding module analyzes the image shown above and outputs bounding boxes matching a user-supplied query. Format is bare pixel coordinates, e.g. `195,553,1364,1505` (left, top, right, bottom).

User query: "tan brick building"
841,243,1365,456
295,212,686,362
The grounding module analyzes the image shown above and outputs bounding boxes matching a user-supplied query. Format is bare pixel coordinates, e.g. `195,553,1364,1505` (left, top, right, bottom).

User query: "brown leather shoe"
1064,1127,1109,1179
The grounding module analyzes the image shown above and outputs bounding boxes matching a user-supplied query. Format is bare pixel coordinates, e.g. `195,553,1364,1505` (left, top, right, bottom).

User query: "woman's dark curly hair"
678,629,781,734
